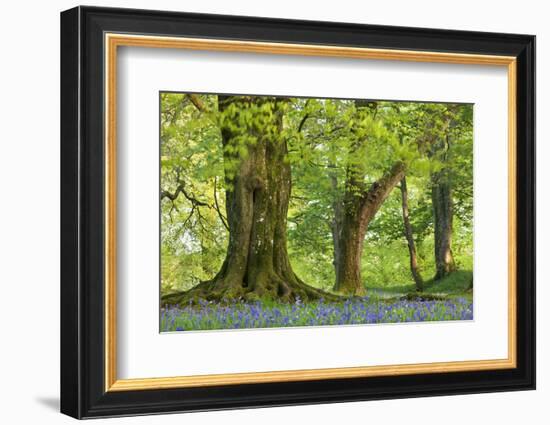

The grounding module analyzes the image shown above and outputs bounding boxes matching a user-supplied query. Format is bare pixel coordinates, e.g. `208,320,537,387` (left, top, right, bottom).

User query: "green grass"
424,270,473,294
365,270,473,301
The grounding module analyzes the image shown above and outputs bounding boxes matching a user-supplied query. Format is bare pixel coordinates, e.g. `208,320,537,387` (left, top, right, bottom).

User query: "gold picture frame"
104,33,517,392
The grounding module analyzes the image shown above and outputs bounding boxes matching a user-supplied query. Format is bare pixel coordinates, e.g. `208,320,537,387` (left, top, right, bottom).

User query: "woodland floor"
160,271,473,332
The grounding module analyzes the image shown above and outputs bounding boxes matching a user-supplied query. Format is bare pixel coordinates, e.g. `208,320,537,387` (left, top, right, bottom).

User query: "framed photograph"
60,6,535,419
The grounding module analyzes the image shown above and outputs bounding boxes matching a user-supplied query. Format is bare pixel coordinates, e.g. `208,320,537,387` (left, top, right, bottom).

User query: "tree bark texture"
333,161,406,295
430,128,456,280
431,170,456,279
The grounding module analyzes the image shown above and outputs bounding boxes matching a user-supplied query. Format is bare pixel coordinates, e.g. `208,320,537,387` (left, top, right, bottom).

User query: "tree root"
161,274,343,306
398,293,448,302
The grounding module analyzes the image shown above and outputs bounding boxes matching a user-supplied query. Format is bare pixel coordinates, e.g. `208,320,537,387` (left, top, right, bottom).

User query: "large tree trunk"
334,162,406,295
163,96,333,305
431,170,456,280
399,176,424,291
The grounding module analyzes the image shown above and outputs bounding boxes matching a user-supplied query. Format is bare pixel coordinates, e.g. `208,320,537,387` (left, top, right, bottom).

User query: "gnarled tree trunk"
334,161,406,295
330,101,407,295
163,96,333,305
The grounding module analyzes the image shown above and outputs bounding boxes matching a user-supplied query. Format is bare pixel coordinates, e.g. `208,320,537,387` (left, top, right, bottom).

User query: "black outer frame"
60,5,535,419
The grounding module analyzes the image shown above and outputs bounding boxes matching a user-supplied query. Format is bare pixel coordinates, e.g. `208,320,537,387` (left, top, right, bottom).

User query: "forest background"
160,94,473,303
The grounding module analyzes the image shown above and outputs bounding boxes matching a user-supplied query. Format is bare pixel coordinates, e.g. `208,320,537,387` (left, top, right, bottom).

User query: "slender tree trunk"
399,176,424,291
330,172,344,287
163,96,334,305
334,162,406,295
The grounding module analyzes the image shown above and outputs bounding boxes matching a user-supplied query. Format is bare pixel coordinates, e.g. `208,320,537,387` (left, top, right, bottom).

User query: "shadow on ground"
35,396,59,412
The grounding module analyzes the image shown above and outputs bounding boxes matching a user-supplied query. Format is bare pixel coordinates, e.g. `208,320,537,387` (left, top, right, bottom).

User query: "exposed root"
398,293,448,302
161,274,342,306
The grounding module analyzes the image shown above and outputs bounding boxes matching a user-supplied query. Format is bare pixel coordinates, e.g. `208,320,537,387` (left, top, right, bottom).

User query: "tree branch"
187,94,208,113
161,182,209,207
213,176,229,231
297,113,310,133
361,161,406,210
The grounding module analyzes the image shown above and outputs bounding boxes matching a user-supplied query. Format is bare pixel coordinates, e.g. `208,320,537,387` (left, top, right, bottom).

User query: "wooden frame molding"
104,33,517,392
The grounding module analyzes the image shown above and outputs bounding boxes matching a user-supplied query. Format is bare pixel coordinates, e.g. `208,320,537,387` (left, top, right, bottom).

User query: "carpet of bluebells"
160,296,473,332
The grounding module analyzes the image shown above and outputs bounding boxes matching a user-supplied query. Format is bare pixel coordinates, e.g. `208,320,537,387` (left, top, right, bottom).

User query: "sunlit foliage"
160,93,473,299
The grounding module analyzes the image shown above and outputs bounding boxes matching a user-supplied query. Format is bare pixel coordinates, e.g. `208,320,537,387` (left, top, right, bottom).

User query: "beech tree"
163,95,332,304
331,102,427,295
423,105,472,280
333,160,405,295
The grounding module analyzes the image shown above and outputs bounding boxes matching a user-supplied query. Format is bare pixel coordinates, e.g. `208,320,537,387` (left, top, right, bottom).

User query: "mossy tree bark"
163,96,334,305
331,101,407,296
333,161,406,295
431,168,456,280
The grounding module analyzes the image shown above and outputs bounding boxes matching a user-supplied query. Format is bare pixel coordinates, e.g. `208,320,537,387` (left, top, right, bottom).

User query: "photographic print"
160,93,474,332
61,9,535,417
